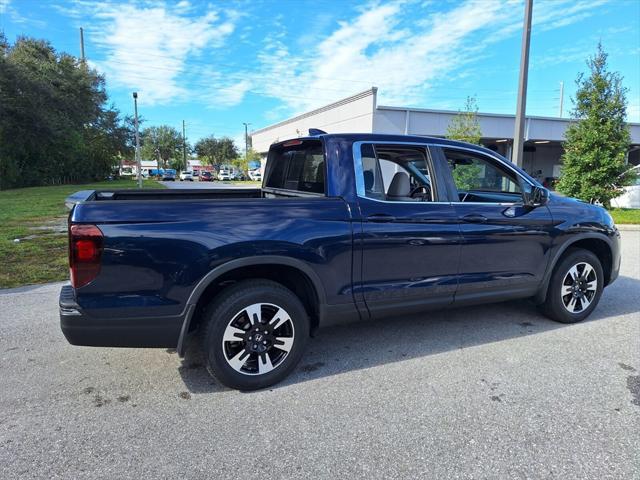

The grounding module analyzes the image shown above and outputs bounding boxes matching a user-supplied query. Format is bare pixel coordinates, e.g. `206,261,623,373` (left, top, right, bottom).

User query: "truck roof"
271,132,502,158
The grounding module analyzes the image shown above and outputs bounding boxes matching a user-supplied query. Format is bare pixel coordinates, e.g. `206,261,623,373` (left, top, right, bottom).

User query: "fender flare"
176,255,327,355
534,231,614,304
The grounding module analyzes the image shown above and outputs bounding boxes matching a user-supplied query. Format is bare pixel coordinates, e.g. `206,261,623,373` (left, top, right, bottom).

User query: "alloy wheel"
221,303,295,376
561,262,598,314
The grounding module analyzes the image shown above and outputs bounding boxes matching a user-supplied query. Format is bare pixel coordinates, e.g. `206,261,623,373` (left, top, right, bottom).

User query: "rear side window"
265,140,325,194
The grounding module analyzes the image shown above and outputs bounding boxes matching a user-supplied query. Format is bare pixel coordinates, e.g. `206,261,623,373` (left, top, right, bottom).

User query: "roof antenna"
308,128,327,136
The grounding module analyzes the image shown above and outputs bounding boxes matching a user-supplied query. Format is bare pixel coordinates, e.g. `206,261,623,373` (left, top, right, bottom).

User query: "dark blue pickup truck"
60,133,621,390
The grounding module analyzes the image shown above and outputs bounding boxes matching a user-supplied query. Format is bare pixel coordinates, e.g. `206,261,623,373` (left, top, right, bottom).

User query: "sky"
1,0,639,148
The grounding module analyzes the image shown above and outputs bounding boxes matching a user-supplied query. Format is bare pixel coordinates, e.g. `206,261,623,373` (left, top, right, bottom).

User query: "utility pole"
133,92,142,188
512,0,533,167
243,122,251,168
79,27,86,62
182,120,187,171
558,81,564,117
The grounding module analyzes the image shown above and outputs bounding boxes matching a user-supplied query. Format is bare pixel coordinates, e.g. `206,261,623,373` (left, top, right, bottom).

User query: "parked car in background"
218,168,232,181
179,171,195,181
249,169,262,182
233,171,247,181
200,171,214,182
61,131,620,390
611,165,640,209
162,169,176,181
119,166,134,177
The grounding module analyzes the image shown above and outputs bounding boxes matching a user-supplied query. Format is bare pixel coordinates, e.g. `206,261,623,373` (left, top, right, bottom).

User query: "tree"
194,136,239,168
231,148,262,176
446,96,482,145
245,148,262,170
140,125,185,169
556,43,634,207
0,35,130,189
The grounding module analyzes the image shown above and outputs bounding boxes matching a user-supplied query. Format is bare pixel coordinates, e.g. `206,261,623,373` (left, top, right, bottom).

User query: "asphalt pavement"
1,232,639,479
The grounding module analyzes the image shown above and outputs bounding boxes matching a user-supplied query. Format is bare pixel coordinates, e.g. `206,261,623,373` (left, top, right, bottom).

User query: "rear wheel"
202,280,309,390
540,248,604,324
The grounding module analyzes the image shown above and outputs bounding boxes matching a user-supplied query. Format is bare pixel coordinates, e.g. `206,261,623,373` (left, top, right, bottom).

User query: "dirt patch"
93,394,110,407
618,363,636,372
626,375,640,406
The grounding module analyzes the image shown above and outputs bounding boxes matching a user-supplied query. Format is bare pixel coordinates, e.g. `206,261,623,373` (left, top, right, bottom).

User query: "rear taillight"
69,224,103,288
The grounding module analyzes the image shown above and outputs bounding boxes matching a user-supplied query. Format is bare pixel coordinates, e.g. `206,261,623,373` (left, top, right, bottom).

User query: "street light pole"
243,122,251,174
79,27,86,63
512,0,533,168
558,81,564,117
133,92,142,188
243,122,251,162
182,120,187,171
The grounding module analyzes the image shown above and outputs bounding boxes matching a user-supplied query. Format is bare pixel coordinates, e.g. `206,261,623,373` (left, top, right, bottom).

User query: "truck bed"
68,187,262,204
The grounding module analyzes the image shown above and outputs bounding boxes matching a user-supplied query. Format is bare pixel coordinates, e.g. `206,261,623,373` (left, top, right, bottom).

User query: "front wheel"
202,280,309,390
539,248,604,324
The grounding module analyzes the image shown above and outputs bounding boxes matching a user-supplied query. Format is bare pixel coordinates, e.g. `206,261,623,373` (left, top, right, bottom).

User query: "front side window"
444,149,522,203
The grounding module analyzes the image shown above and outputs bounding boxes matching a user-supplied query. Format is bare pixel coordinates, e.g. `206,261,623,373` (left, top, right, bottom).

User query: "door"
353,143,462,319
437,146,553,303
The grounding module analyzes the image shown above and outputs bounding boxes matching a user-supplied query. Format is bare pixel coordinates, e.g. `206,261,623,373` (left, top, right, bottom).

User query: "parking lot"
1,231,638,479
163,180,258,189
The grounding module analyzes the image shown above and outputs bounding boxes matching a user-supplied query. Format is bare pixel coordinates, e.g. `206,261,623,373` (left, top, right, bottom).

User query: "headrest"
387,172,410,197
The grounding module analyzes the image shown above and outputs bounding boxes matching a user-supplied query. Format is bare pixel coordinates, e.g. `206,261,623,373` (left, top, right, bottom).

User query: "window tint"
265,140,325,194
357,144,434,202
444,149,522,202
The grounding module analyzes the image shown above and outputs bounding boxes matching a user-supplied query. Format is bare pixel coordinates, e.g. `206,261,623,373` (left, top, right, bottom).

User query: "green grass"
609,208,640,225
0,179,165,289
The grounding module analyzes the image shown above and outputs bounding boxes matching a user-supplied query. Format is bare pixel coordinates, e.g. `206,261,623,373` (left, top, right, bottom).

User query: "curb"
616,224,640,231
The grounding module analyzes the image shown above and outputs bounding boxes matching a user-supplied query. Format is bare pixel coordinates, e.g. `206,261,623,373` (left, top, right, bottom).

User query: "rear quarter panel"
70,198,353,319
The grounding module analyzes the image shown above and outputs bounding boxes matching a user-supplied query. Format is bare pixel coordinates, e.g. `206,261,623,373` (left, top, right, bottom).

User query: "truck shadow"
178,274,640,394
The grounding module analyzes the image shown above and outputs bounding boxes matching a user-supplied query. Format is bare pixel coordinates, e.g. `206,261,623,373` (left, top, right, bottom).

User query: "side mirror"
523,184,550,208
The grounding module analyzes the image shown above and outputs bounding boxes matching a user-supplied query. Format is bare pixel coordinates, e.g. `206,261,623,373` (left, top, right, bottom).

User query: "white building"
251,88,640,184
118,160,157,176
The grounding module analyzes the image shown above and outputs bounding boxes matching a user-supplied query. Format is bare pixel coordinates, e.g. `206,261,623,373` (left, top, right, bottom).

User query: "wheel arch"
177,256,326,355
535,233,614,304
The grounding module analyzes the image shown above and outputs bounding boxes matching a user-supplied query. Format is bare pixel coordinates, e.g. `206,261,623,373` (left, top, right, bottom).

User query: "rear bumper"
59,285,185,348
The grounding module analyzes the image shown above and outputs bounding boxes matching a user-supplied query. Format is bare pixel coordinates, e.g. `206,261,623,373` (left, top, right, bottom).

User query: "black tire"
539,248,604,324
202,279,309,390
